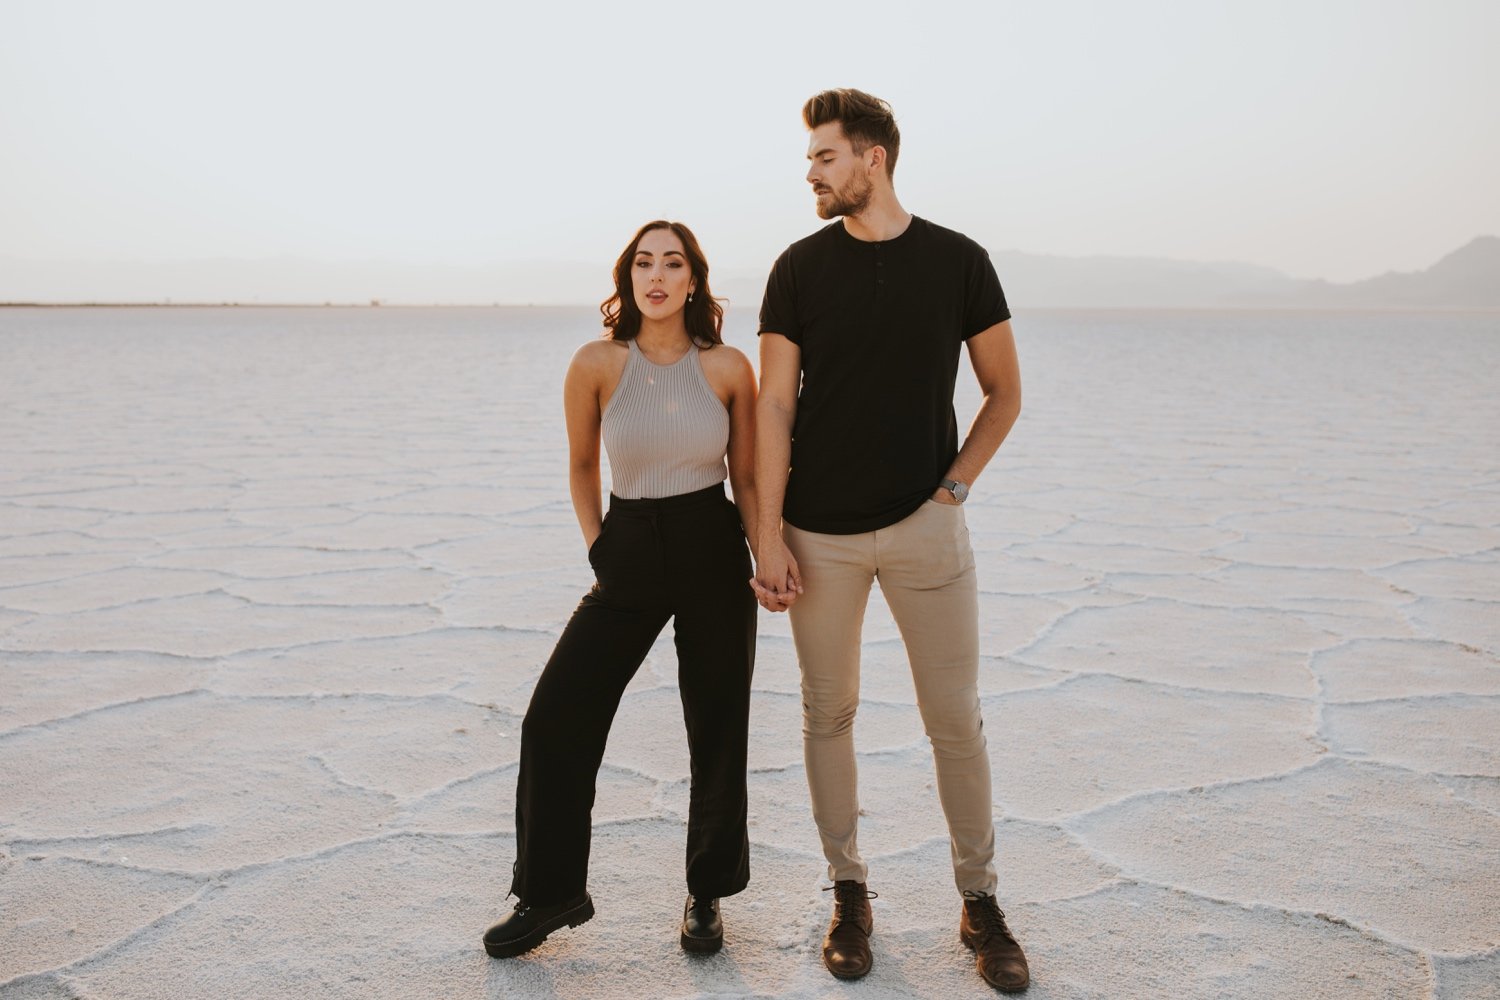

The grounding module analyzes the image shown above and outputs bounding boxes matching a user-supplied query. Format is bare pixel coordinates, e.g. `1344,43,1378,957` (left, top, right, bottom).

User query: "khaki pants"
785,500,997,895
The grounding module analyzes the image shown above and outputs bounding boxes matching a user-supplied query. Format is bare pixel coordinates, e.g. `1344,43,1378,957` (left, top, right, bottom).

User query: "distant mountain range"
3,237,1496,309
981,236,1500,310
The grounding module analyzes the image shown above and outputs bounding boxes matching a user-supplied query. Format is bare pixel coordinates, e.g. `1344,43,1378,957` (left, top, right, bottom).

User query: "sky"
1,0,1496,299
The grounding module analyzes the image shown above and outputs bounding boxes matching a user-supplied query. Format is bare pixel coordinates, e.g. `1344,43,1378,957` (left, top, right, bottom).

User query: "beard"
814,172,873,219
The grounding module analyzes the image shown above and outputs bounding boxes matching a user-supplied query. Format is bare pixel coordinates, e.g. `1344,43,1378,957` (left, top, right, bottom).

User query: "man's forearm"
947,391,1021,486
755,402,794,542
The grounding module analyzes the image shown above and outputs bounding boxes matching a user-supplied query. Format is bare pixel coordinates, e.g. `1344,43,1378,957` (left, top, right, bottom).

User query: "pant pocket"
587,513,611,565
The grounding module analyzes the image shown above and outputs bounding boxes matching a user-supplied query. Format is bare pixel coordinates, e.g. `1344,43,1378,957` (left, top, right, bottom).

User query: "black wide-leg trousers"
510,483,756,907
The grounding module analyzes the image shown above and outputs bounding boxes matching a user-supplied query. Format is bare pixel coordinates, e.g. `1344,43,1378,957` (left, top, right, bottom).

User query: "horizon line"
2,233,1493,287
5,302,1497,315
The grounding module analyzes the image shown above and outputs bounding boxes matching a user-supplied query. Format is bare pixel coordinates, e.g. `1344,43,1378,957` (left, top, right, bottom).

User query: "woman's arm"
721,348,761,558
562,344,606,551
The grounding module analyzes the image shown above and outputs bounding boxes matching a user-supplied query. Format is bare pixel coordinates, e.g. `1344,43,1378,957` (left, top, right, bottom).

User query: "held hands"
749,534,803,612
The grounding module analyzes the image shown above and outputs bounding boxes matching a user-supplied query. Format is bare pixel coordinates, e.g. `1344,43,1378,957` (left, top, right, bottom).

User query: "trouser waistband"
608,481,727,514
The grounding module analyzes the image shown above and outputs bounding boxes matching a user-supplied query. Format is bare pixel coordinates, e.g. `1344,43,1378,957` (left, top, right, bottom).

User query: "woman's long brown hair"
600,220,723,347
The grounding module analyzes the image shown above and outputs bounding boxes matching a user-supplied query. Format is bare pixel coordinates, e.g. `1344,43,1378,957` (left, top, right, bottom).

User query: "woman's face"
630,228,696,322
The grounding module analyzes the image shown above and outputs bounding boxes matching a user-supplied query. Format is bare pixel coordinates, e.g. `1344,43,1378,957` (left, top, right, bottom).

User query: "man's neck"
841,192,912,243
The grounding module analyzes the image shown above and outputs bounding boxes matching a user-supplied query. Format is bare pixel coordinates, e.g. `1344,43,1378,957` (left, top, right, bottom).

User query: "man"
751,88,1029,992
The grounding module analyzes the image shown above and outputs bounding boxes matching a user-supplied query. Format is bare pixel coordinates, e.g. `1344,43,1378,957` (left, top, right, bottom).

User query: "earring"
688,292,694,302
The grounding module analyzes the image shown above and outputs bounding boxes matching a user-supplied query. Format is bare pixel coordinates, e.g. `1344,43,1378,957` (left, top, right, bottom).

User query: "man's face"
805,122,873,220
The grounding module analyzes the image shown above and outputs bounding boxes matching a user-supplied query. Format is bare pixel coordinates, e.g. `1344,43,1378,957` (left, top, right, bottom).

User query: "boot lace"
962,890,1018,945
823,880,877,926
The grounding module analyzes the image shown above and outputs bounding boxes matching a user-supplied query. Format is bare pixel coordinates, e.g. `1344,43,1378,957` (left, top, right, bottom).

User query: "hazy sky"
2,0,1495,287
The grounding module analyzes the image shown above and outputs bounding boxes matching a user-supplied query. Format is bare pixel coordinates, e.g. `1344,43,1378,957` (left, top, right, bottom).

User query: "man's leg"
876,501,997,895
785,523,880,979
783,523,877,883
879,502,1028,989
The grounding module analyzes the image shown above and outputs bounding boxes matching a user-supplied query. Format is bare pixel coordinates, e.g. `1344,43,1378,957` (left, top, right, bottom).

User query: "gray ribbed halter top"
601,339,729,500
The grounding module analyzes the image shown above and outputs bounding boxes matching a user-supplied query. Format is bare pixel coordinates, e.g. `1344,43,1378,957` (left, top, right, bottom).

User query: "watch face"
942,479,969,503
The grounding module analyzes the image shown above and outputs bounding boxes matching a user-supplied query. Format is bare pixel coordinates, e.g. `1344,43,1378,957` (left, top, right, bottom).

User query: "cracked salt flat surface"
1,306,1497,998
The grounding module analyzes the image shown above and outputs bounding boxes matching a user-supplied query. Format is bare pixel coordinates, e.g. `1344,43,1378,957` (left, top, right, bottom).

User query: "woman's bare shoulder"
699,343,755,404
700,343,754,378
570,336,628,370
700,342,750,367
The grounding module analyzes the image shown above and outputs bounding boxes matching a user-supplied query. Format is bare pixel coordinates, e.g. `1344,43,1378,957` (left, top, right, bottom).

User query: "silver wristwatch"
939,478,969,503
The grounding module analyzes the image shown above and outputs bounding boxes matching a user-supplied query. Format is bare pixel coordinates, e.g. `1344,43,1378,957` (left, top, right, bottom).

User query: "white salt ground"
1,306,1497,999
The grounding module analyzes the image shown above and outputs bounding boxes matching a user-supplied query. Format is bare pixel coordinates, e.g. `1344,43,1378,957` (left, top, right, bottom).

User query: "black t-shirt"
758,216,1010,534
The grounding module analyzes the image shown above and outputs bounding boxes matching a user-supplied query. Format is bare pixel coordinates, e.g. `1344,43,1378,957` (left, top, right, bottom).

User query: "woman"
484,221,759,959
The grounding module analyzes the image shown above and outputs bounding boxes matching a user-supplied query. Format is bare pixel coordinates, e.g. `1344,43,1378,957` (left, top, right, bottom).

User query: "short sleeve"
963,247,1010,339
757,248,802,344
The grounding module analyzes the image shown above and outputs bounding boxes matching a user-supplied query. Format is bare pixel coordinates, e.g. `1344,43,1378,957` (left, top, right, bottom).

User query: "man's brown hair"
802,88,900,178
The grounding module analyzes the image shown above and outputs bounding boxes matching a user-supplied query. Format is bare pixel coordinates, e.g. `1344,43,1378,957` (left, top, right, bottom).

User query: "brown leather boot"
960,891,1030,992
821,880,876,979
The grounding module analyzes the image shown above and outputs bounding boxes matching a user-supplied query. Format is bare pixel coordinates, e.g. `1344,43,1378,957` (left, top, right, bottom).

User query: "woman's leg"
511,590,670,906
667,501,757,898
